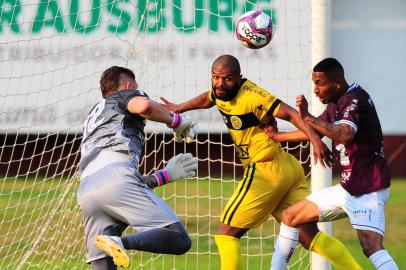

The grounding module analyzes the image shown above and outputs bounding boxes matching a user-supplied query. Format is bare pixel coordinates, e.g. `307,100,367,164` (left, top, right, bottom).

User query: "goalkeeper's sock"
310,231,362,270
214,235,242,270
121,222,191,255
90,257,116,270
369,249,398,270
270,223,300,270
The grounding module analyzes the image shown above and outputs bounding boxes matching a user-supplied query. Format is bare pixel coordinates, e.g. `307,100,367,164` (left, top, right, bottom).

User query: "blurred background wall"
331,0,406,176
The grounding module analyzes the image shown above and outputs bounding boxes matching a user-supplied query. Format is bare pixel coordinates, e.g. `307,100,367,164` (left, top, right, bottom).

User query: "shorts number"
83,99,105,140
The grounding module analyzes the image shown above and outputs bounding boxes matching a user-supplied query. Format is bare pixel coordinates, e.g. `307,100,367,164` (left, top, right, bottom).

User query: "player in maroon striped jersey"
267,58,398,270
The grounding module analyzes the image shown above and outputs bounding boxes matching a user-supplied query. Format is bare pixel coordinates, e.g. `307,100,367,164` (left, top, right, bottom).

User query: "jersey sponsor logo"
236,144,250,159
230,116,243,130
336,143,350,166
219,104,231,112
245,86,267,98
341,170,351,183
344,103,357,118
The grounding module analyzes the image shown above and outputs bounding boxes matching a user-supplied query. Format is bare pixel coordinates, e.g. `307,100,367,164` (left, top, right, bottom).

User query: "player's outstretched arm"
263,125,309,142
128,96,173,124
160,91,215,113
142,153,198,188
296,95,355,145
274,101,332,167
128,96,198,142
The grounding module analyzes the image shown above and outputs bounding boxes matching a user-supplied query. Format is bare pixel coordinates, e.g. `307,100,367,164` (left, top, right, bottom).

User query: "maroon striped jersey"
319,83,390,196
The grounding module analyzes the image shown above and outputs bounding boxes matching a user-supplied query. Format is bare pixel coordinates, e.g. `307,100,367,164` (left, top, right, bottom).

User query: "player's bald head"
212,55,241,75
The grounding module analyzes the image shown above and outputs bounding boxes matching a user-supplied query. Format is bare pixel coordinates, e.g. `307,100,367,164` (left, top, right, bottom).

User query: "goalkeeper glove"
170,113,198,143
153,153,198,186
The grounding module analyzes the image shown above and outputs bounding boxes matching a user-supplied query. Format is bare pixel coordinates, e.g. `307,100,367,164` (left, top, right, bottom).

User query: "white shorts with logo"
307,184,389,236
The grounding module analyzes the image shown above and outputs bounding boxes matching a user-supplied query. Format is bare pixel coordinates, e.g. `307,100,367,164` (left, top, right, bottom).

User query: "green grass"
0,177,405,269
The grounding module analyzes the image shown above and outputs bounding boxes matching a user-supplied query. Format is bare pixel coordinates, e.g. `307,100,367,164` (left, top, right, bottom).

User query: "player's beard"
213,83,240,101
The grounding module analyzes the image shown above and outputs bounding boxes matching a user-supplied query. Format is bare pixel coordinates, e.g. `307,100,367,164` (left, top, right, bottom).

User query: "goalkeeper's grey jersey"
80,89,148,172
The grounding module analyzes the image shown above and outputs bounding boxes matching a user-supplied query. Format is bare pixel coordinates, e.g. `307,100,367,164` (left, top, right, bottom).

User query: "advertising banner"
0,0,311,133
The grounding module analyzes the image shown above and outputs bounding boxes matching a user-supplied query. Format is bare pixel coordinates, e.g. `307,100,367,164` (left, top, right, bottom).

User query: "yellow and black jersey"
209,79,283,168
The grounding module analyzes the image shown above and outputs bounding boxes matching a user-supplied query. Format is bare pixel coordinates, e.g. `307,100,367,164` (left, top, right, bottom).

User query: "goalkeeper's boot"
95,235,130,268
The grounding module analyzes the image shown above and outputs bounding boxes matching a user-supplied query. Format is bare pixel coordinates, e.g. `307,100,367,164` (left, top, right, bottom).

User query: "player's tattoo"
308,116,342,137
308,116,321,126
142,175,158,189
325,122,342,136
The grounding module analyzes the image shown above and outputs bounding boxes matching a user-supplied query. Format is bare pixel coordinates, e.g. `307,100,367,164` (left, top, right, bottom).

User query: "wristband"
153,170,170,186
171,113,182,129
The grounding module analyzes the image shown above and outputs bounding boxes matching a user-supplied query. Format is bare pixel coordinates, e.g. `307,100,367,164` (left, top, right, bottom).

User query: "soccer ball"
236,10,273,49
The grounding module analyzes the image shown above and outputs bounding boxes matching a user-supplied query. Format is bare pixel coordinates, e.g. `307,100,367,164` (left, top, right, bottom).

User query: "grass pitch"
0,177,404,269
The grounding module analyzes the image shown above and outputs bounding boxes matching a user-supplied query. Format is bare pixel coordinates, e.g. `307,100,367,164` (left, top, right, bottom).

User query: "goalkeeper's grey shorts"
77,150,179,263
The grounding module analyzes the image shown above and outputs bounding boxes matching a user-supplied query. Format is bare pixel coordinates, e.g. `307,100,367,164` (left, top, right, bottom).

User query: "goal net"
0,0,317,269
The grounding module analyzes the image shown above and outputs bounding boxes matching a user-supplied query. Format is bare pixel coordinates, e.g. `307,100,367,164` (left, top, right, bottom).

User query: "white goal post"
0,0,332,269
311,1,332,270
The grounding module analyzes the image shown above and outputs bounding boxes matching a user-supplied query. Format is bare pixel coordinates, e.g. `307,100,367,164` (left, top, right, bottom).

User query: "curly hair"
100,66,135,97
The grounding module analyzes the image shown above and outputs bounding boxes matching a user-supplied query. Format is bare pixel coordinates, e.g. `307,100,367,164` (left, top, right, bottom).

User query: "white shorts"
307,184,389,236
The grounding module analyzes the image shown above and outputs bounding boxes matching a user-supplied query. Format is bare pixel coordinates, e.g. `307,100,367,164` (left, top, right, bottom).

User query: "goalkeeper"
160,55,362,270
77,66,198,270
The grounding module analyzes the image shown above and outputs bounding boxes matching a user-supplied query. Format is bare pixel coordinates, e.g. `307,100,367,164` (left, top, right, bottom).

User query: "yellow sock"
310,231,363,270
214,235,242,270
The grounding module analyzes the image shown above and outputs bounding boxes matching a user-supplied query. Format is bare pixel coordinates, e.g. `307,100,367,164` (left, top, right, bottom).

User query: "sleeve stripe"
266,99,281,117
334,120,358,132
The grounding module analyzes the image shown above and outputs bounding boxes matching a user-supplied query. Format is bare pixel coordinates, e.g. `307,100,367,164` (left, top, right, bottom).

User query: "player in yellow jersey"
160,55,362,270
